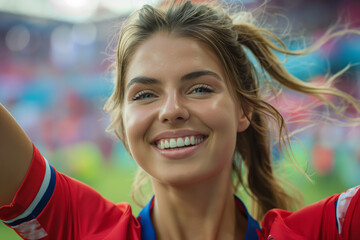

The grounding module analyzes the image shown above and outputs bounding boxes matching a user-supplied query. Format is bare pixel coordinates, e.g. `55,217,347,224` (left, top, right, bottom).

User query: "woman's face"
123,33,249,186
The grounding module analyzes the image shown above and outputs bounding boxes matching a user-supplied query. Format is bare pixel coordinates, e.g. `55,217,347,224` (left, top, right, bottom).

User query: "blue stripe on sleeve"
5,164,56,227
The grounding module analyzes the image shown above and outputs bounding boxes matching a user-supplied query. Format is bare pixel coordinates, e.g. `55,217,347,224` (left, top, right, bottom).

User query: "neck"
150,168,247,240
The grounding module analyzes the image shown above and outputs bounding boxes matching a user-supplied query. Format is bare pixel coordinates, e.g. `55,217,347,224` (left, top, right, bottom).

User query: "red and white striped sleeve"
0,144,55,239
0,144,141,240
335,185,360,239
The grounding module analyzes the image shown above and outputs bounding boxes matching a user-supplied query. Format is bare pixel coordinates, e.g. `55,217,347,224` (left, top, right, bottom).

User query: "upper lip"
151,129,208,144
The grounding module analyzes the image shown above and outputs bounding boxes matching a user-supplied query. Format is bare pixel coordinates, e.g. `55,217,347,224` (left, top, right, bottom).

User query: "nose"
159,92,190,124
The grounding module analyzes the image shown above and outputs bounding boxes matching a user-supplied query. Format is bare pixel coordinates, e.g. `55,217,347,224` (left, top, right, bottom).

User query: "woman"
1,1,359,239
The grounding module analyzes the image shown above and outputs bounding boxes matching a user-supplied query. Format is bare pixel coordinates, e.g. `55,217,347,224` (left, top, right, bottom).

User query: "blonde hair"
104,0,360,220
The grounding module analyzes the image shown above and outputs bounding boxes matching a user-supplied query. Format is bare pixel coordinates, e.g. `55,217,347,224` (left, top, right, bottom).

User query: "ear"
237,108,252,132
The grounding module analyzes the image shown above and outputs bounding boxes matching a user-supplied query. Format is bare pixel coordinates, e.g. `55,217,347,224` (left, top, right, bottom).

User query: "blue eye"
132,91,155,101
191,85,213,94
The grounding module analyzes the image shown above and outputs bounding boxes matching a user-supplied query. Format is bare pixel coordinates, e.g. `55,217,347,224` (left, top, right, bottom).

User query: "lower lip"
152,139,206,159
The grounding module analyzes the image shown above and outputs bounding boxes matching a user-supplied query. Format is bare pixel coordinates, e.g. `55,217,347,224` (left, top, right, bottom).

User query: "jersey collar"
138,196,260,240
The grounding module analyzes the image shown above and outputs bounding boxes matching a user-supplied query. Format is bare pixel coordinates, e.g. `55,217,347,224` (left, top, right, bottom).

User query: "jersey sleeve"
335,185,360,239
260,185,360,240
0,144,141,240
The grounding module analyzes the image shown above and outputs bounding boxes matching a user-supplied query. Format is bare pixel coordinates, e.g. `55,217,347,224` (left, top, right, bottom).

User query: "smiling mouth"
154,135,207,150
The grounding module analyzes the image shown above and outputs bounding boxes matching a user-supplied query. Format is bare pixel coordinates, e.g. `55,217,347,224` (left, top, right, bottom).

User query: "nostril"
159,105,190,123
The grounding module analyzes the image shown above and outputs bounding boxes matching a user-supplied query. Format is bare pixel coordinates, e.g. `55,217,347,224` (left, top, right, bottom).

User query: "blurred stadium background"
1,0,360,238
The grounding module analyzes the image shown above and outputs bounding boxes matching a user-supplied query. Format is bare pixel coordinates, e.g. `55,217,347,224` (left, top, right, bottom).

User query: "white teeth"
164,140,169,148
170,139,177,148
184,137,190,146
177,138,184,147
157,136,205,149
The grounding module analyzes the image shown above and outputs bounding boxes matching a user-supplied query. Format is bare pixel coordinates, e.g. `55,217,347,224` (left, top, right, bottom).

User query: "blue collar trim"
138,196,156,240
235,195,261,240
138,196,260,240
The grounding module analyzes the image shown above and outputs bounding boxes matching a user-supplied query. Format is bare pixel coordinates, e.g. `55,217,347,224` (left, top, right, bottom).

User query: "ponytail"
231,22,360,219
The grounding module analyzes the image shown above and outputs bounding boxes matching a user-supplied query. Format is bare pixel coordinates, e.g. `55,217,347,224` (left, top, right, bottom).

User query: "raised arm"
0,104,33,206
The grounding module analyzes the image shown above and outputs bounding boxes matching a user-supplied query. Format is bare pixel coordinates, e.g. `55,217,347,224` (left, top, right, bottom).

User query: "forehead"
125,33,226,84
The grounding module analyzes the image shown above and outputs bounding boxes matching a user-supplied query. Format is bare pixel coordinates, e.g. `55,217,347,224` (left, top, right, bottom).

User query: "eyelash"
189,84,213,94
132,90,155,101
131,84,213,101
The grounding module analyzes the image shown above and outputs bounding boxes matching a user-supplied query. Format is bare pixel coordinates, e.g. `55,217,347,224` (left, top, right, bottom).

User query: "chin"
151,165,225,188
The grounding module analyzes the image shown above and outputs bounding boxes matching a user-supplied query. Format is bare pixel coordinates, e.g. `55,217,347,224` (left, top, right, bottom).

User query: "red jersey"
0,144,359,239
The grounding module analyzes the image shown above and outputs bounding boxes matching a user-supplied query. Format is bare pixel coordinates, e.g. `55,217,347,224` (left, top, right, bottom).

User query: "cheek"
123,105,157,153
192,96,239,159
194,96,238,133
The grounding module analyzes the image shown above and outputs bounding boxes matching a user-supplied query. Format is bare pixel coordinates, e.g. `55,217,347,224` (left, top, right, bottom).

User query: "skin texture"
0,104,33,206
123,33,249,240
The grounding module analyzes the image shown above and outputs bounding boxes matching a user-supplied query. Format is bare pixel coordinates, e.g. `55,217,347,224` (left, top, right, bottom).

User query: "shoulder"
0,144,141,240
336,186,360,239
260,186,360,240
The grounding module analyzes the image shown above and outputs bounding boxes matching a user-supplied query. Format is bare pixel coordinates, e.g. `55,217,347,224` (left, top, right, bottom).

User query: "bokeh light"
71,23,97,46
5,25,30,52
50,0,99,21
50,25,76,68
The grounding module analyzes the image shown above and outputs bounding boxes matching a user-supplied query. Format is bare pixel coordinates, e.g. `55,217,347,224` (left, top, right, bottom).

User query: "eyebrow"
181,70,222,82
126,70,222,90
